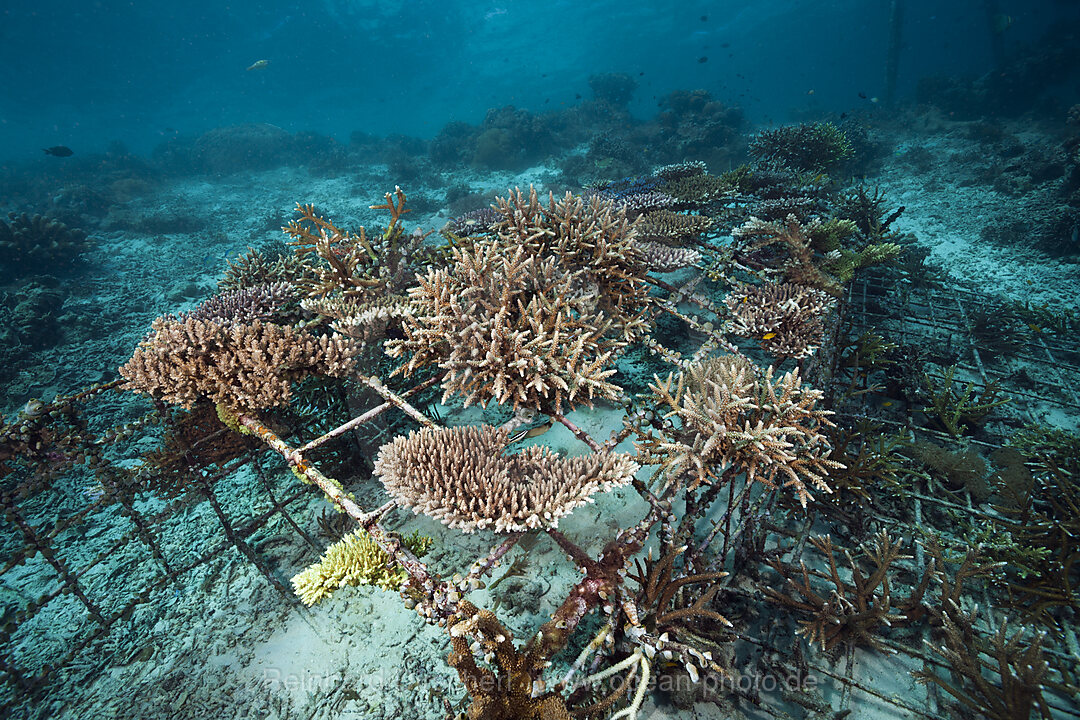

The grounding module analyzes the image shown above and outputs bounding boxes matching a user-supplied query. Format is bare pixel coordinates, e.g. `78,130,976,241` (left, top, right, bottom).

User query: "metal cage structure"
1,262,1078,720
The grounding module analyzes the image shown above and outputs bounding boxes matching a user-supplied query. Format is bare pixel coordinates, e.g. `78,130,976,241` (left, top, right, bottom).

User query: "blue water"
3,2,1080,718
2,0,1075,159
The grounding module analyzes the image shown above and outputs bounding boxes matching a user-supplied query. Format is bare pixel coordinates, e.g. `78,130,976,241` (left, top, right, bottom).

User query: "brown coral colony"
99,167,975,720
374,425,639,533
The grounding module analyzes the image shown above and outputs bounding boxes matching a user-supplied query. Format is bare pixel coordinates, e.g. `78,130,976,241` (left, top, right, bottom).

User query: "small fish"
840,112,848,120
698,56,708,63
806,89,815,95
992,14,1012,33
575,93,582,99
700,14,708,21
761,332,777,340
858,91,867,99
509,420,553,443
82,482,107,502
19,398,46,419
882,401,894,407
246,59,269,71
43,145,73,157
870,97,880,103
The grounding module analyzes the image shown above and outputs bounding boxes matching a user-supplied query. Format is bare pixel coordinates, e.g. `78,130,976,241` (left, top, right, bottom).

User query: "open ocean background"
3,0,1077,160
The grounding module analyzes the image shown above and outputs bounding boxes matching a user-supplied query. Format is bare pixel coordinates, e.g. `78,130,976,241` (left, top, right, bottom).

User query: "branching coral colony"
110,161,1075,720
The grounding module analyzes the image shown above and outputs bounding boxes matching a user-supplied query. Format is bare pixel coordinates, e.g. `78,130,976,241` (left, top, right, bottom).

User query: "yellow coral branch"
370,185,412,242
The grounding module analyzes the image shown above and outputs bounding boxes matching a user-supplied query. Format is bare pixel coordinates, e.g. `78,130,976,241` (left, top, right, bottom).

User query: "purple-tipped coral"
179,282,299,325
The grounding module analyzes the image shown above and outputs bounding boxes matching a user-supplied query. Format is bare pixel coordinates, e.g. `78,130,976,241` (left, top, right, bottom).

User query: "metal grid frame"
814,270,1080,717
0,387,328,713
841,273,1080,433
0,267,1078,719
646,269,1080,719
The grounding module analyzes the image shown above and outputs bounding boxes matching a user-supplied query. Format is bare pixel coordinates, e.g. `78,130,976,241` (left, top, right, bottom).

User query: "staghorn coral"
387,241,630,412
821,424,913,501
316,506,352,542
913,604,1052,720
283,188,442,303
992,425,1080,624
218,246,314,292
835,185,905,240
732,214,841,295
619,548,735,706
790,204,903,283
0,212,91,276
373,424,639,533
291,529,433,605
447,599,572,720
723,282,835,359
821,241,904,283
180,282,299,324
632,239,701,273
629,545,731,637
283,202,379,297
634,209,713,245
388,187,652,412
302,293,413,345
748,122,853,174
805,217,859,254
118,316,357,410
763,532,925,652
492,186,650,329
635,355,841,505
921,365,1010,437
